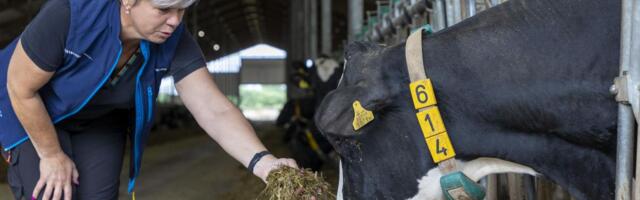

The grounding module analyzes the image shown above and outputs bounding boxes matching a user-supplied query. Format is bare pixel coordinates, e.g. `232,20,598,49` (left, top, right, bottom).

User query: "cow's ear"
314,83,392,137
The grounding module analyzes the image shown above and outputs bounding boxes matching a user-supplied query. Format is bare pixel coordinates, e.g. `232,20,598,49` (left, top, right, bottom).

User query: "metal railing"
360,0,509,43
615,0,640,199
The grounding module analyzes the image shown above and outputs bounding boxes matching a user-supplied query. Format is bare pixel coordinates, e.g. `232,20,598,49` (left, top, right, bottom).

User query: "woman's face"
128,0,185,43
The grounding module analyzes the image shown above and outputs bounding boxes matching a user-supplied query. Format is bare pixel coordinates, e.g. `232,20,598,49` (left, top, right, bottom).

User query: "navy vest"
0,0,184,192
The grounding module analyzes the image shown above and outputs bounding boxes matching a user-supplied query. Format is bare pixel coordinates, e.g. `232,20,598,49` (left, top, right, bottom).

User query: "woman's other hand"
32,152,79,200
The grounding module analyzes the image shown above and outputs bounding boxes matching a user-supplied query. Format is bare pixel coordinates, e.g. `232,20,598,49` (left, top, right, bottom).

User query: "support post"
321,0,332,55
310,0,318,59
467,0,476,17
348,0,364,43
616,0,638,199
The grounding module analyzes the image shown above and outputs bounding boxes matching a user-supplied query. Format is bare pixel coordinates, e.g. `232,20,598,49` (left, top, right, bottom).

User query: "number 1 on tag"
416,107,446,138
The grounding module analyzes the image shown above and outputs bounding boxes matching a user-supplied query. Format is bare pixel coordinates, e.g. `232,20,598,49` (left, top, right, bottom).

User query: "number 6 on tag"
410,79,437,109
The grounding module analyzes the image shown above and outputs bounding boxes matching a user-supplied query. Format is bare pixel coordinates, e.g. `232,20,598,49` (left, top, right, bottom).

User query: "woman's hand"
32,151,79,200
253,155,298,182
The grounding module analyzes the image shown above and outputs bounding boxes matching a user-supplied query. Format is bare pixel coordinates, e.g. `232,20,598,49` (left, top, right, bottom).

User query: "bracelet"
248,151,272,174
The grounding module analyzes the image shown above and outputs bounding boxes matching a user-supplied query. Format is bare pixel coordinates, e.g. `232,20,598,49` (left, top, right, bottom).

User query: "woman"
0,0,298,199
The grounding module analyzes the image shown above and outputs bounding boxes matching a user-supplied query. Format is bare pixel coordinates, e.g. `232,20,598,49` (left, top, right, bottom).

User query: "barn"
0,0,639,199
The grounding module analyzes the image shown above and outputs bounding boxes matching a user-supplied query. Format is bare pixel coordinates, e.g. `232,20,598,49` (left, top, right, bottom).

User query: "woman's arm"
176,68,297,181
7,40,78,200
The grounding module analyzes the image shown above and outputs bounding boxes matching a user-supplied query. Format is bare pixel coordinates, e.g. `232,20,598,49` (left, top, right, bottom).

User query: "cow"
277,59,338,171
315,0,621,199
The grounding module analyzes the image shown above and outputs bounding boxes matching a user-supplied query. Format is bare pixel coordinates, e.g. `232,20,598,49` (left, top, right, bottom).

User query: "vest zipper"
147,86,153,122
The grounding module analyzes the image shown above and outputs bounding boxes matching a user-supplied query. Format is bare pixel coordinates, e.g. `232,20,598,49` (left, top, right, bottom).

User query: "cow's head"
314,42,434,198
315,42,410,137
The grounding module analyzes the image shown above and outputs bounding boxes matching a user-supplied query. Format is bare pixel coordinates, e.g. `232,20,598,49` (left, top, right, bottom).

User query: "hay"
257,166,335,200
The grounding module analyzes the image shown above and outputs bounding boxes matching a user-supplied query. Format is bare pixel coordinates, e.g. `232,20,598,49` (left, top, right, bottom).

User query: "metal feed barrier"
356,0,640,199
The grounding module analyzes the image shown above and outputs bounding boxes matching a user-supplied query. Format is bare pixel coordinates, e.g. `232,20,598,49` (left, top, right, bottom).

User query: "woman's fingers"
41,181,53,200
32,178,45,200
34,153,78,200
64,180,73,200
72,167,79,185
52,181,63,200
282,158,298,169
273,158,299,169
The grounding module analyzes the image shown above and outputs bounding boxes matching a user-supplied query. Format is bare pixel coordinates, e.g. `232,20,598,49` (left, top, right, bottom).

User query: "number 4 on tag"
425,133,456,163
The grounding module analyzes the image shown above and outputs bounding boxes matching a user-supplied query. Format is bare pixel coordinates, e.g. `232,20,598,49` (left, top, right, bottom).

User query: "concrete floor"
1,122,338,200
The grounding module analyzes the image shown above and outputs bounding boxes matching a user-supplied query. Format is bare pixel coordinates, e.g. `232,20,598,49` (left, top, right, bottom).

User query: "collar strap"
405,29,458,173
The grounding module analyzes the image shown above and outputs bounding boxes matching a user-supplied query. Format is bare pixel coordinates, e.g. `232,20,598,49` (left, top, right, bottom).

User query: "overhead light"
305,59,313,68
198,30,205,38
213,44,220,51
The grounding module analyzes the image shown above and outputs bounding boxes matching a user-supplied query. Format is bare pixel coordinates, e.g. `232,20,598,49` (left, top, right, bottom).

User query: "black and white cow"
315,0,620,199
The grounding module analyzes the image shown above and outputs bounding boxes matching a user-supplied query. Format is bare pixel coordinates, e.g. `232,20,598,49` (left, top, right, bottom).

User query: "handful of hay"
257,166,335,200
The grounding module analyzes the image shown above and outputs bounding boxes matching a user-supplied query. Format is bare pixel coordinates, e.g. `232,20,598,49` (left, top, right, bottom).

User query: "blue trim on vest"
128,40,150,193
147,86,153,122
128,178,136,193
3,136,29,151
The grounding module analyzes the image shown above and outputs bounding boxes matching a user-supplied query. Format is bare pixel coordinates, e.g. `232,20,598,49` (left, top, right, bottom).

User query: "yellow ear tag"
299,80,310,89
352,100,374,131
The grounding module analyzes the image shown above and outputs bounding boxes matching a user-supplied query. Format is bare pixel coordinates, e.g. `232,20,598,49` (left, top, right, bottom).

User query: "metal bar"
627,0,640,122
523,175,536,200
287,0,304,98
321,0,332,55
616,0,637,199
507,174,524,200
616,105,634,200
467,0,476,17
303,0,310,57
441,0,449,28
431,0,446,31
445,0,456,26
310,0,318,58
452,0,462,24
348,0,364,42
490,0,499,7
635,127,640,199
485,175,497,200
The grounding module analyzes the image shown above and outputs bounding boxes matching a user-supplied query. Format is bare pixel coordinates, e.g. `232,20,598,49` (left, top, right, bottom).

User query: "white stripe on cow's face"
337,59,347,86
408,158,538,200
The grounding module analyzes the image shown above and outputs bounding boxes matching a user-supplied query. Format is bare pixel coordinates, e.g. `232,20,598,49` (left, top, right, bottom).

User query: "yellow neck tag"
410,79,457,164
353,100,375,130
410,79,437,109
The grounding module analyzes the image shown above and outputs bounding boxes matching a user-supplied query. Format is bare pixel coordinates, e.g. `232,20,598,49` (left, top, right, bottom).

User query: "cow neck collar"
404,29,459,174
